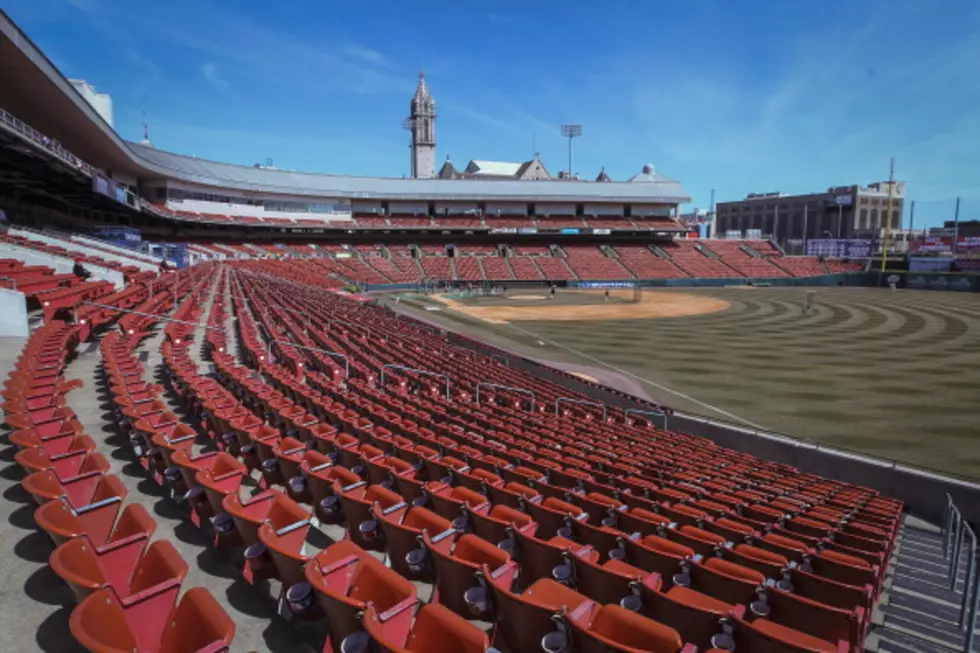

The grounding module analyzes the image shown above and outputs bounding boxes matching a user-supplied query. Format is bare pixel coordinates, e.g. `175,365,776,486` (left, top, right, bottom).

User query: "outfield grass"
394,287,980,479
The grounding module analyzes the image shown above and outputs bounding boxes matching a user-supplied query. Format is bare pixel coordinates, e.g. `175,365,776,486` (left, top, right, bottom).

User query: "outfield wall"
442,325,980,525
366,271,979,293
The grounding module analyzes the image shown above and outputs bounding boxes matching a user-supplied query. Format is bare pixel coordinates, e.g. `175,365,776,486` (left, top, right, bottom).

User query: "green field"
393,287,980,479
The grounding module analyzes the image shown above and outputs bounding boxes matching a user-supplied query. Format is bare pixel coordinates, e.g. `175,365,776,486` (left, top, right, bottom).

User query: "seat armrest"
378,596,419,622
96,532,149,553
75,495,122,515
120,577,182,608
431,527,457,544
275,519,310,536
382,501,409,516
170,433,196,444
318,553,362,576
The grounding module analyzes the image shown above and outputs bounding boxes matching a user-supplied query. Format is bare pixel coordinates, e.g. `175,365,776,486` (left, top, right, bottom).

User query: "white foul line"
506,322,767,430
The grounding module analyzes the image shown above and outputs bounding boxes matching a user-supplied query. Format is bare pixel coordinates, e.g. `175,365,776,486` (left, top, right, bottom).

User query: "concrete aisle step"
0,335,78,652
868,516,978,653
59,290,322,651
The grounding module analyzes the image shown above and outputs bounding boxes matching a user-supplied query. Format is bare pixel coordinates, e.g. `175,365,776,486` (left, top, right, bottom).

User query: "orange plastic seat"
222,489,296,547
359,602,491,653
49,525,166,602
569,553,656,607
254,495,311,588
334,480,405,550
728,543,790,577
809,549,878,589
483,571,594,653
427,532,517,618
195,452,248,516
70,586,235,653
33,480,133,547
748,587,864,651
305,540,418,648
22,468,123,509
512,528,598,588
376,503,456,581
527,495,588,539
641,582,741,651
567,603,691,653
426,483,490,522
617,507,674,537
725,615,844,652
485,480,541,510
623,534,694,577
15,442,106,479
466,503,538,550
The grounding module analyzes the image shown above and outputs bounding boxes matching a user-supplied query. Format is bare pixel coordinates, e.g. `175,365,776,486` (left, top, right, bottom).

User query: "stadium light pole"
560,124,583,180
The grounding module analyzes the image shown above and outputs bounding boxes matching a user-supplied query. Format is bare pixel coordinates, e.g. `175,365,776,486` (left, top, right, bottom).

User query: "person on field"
549,285,556,300
604,289,610,303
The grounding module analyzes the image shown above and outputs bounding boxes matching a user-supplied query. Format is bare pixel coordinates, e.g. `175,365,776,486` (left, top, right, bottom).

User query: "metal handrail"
79,302,222,330
555,397,607,421
266,339,349,377
475,383,535,412
0,107,93,175
941,494,980,651
380,364,450,401
625,408,669,431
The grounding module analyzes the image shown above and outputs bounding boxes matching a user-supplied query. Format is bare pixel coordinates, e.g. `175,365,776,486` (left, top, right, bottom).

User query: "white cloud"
341,44,387,66
201,62,229,90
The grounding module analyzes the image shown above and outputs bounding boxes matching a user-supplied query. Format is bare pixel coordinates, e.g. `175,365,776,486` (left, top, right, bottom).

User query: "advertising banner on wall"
909,258,953,272
578,282,637,289
910,236,980,254
805,239,871,257
905,274,979,292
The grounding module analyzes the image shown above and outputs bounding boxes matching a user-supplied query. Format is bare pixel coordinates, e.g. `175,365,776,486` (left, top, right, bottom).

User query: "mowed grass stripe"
480,288,980,479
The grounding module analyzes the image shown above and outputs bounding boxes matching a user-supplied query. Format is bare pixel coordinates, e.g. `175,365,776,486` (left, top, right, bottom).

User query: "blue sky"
5,0,980,225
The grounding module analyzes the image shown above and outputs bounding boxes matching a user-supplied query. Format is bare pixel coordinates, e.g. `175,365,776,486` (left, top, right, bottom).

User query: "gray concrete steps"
868,517,978,653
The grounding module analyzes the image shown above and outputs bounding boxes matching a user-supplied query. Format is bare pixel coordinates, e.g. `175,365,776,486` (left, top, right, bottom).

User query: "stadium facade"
0,10,690,231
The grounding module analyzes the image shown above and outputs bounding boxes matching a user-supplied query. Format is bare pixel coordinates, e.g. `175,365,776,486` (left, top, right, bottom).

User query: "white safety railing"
475,382,535,412
555,397,607,421
625,408,669,431
942,494,980,652
267,338,349,378
380,364,450,401
0,108,93,175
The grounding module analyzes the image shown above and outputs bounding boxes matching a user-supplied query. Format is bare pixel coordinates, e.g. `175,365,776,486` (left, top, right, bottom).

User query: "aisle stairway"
869,516,979,653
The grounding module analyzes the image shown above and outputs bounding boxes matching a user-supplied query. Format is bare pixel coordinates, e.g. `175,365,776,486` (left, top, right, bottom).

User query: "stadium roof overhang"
0,10,691,206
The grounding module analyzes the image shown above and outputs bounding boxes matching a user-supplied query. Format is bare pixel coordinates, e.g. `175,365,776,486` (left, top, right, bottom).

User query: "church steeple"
139,105,153,148
404,71,436,178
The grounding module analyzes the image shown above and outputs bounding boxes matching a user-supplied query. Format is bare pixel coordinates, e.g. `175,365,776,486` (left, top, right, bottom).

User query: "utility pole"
836,202,843,242
880,157,896,273
708,188,716,239
803,205,809,254
773,204,779,246
952,197,961,255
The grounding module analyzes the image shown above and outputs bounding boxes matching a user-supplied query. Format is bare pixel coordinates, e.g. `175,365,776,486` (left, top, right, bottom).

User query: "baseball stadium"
0,8,978,653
